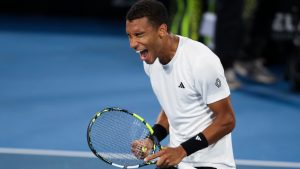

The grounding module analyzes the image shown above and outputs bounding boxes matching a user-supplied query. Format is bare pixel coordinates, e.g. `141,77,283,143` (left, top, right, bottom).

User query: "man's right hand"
131,138,154,159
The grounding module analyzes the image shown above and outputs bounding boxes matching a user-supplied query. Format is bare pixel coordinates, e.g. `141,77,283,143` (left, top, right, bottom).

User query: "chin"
144,56,156,65
145,60,155,65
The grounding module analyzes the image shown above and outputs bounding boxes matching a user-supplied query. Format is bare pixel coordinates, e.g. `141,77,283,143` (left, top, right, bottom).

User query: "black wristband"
152,124,168,142
180,132,208,156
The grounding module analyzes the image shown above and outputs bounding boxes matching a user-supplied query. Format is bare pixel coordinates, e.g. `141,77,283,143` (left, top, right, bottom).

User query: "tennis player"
126,0,236,169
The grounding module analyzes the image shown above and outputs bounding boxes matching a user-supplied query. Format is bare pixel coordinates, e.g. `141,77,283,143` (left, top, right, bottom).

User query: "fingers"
145,147,185,168
156,155,169,167
144,149,163,162
131,139,153,159
144,149,171,168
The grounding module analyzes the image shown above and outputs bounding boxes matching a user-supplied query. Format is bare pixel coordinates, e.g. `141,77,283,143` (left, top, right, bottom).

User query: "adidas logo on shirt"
178,82,185,88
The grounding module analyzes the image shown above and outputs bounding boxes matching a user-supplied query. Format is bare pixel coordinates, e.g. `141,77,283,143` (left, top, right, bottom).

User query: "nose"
129,37,138,50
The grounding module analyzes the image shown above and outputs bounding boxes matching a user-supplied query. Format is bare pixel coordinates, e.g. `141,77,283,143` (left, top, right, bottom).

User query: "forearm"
181,97,236,156
180,115,235,156
202,110,235,145
152,109,169,142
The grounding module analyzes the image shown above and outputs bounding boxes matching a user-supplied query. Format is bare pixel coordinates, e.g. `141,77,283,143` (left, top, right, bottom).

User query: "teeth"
136,49,147,54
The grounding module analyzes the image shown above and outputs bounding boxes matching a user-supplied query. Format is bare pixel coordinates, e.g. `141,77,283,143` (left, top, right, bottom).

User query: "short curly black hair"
126,0,170,32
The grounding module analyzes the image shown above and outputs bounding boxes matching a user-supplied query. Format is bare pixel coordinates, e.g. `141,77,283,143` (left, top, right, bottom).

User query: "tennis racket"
87,107,162,168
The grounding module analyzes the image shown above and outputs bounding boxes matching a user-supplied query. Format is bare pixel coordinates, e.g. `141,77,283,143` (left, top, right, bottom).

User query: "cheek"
143,34,160,52
152,39,163,52
149,36,160,48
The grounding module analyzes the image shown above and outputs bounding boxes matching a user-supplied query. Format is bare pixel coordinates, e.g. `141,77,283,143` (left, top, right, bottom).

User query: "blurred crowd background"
1,0,300,91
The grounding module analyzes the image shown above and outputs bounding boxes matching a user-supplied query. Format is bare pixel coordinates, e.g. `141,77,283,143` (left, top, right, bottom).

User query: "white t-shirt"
143,36,236,169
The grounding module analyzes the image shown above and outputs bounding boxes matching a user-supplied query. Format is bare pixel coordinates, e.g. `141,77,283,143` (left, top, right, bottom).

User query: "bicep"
203,96,236,144
208,96,235,118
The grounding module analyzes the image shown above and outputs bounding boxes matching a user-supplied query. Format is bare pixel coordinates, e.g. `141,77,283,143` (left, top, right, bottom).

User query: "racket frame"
87,107,161,168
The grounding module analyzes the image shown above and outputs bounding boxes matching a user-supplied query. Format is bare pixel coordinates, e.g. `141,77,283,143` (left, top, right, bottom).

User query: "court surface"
0,16,300,169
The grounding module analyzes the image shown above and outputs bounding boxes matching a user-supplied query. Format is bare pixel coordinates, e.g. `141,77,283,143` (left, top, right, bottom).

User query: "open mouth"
136,49,149,61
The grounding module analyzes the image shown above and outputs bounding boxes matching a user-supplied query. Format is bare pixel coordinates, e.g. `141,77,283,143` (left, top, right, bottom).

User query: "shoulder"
178,36,222,72
179,36,212,54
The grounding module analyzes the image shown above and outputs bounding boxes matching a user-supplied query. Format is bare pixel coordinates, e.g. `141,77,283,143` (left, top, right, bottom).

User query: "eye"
135,32,144,38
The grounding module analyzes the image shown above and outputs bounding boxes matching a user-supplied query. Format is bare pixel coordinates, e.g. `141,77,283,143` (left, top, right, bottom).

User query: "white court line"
236,159,300,168
0,147,95,158
1,147,300,168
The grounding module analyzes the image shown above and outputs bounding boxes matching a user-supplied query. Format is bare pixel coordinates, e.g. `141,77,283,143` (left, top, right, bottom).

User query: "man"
126,0,236,168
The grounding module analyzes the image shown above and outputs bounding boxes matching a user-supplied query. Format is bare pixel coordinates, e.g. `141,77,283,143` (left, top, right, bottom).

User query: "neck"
158,34,179,65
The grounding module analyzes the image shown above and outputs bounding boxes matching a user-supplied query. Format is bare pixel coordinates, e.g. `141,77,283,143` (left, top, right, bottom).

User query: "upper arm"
203,96,236,144
208,96,235,127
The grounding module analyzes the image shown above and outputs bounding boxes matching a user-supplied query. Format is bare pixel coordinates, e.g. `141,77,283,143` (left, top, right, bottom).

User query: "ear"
158,24,168,37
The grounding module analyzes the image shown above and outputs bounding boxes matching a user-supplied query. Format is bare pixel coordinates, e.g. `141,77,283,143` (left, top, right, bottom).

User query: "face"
126,17,165,64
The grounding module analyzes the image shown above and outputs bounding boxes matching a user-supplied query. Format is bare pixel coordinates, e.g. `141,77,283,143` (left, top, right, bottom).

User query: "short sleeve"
194,56,230,105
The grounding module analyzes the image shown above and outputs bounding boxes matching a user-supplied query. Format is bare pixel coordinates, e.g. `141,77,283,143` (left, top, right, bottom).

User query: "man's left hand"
144,145,187,168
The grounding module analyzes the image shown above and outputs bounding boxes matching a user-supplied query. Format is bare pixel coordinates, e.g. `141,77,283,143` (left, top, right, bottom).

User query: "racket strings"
89,111,151,166
91,116,147,150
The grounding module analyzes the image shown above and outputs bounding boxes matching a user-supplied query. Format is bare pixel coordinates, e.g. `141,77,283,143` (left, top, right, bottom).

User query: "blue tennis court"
0,16,300,169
